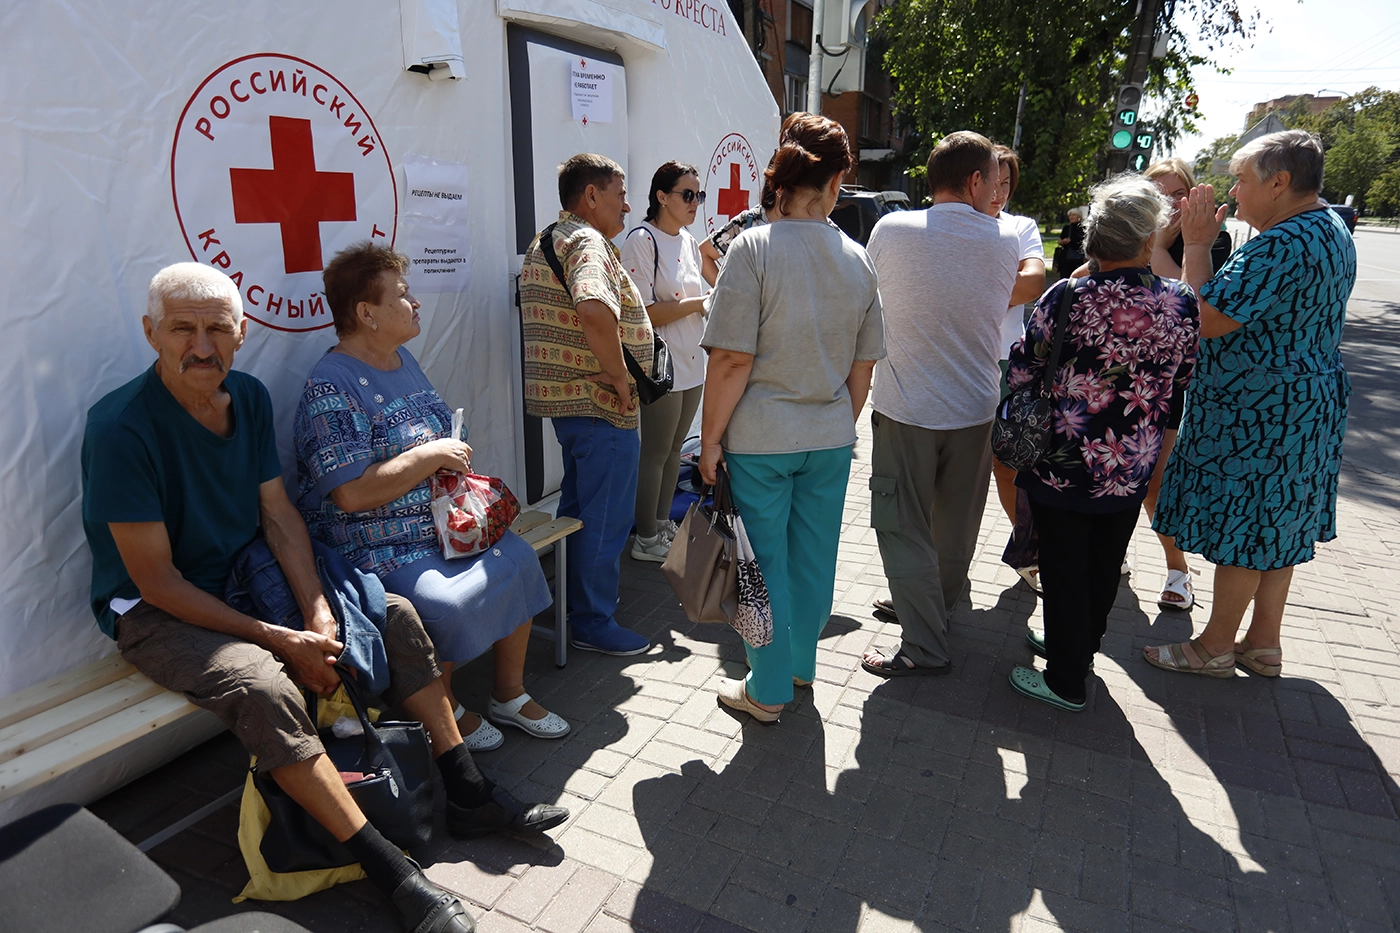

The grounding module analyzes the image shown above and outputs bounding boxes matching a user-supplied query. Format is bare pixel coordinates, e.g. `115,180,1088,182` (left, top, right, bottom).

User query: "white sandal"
1015,566,1043,594
1158,569,1194,611
488,692,571,739
455,705,505,751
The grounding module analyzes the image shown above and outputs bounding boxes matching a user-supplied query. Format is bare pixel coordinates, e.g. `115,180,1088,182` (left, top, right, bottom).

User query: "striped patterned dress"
1155,208,1356,570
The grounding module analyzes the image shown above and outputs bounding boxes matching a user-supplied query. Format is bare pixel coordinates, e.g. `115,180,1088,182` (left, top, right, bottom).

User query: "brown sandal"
1144,638,1235,678
1234,641,1282,677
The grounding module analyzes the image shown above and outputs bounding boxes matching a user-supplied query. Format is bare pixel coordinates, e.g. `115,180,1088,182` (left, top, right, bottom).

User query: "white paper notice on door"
398,224,470,293
400,154,471,293
569,58,615,123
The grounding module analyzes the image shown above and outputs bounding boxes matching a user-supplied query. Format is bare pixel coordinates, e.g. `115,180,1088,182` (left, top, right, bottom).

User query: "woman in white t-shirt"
621,161,710,562
988,145,1048,590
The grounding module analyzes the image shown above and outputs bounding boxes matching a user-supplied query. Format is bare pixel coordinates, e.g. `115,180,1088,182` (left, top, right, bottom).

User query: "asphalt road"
1339,226,1400,482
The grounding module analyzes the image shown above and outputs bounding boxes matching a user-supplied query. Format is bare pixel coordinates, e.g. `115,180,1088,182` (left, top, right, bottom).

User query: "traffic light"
1129,126,1155,172
1110,84,1143,152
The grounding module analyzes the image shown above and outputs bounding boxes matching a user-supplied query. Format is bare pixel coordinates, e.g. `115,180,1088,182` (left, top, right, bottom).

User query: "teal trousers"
725,446,853,705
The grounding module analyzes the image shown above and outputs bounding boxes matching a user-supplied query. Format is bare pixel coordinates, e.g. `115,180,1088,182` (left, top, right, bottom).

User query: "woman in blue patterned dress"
295,243,567,749
1146,130,1355,678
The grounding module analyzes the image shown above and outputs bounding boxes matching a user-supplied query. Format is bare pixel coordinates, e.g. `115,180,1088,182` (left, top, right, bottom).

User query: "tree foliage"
1367,166,1400,216
872,0,1261,220
1198,89,1400,216
1291,89,1400,215
1192,132,1239,204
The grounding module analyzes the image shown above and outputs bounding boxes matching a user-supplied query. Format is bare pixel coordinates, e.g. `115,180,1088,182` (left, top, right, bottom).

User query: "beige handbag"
661,465,739,624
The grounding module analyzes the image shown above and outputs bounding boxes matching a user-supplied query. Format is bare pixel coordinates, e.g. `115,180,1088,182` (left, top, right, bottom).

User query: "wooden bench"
0,509,581,824
0,655,221,821
509,509,584,668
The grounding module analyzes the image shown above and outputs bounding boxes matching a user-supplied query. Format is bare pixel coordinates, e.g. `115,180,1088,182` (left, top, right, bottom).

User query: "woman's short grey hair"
1084,175,1172,263
1229,129,1325,195
146,262,244,326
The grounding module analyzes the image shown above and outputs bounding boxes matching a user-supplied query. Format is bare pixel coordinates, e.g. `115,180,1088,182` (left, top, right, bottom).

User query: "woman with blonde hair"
1139,157,1233,612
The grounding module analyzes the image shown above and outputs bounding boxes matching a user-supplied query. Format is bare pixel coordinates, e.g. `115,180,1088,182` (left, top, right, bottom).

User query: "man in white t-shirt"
861,131,1021,676
989,145,1049,584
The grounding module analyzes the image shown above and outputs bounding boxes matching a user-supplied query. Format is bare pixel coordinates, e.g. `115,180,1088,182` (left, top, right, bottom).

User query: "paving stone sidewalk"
93,412,1400,933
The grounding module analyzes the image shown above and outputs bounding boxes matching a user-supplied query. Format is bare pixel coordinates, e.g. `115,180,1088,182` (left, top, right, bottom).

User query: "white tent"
0,0,777,796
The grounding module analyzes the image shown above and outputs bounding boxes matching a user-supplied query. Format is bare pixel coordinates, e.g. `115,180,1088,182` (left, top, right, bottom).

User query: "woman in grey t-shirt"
699,114,885,723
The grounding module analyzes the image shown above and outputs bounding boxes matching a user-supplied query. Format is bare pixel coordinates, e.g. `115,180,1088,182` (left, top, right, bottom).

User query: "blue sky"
1166,0,1400,160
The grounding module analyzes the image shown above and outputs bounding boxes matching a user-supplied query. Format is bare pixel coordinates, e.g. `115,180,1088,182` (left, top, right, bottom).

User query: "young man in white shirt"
862,131,1022,676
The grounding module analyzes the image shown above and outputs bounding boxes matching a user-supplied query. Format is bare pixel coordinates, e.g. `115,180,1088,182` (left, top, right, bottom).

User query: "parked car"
831,186,911,245
1328,203,1358,233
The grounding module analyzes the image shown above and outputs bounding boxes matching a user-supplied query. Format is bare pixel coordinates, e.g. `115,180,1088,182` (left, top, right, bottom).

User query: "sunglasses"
669,188,707,205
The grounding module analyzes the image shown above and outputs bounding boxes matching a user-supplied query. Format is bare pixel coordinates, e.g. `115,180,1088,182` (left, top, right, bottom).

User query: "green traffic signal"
1118,109,1137,126
1112,130,1133,149
1131,153,1149,171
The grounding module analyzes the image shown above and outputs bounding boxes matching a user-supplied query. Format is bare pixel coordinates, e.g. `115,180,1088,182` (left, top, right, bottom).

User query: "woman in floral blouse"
1005,176,1200,711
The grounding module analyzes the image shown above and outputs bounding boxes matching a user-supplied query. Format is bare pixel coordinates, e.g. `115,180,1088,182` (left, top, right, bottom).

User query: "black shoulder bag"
539,222,673,405
990,277,1077,472
254,669,434,872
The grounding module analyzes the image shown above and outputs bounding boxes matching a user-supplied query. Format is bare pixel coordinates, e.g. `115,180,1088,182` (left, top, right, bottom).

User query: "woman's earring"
370,322,378,331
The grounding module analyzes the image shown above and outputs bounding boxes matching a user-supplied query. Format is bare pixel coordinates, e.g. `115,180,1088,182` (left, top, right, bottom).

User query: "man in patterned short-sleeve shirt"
520,153,654,656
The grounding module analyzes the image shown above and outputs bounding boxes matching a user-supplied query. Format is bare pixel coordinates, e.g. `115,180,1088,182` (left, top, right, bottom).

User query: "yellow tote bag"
233,686,379,902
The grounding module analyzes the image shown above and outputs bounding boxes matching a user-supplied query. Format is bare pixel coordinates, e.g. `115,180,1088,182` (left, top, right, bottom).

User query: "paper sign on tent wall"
570,59,615,124
399,154,471,293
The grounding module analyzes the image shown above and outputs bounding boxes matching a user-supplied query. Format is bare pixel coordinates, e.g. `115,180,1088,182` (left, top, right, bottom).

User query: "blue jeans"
553,416,641,638
726,446,853,705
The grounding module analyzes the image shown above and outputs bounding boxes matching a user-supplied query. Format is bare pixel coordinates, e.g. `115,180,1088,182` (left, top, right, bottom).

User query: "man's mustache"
179,353,226,373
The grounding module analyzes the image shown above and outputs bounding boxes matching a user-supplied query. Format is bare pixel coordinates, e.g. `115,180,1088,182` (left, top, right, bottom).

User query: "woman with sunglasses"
622,161,712,562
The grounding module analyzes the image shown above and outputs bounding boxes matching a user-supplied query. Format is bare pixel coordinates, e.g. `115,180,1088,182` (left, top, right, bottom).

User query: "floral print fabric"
1007,270,1199,513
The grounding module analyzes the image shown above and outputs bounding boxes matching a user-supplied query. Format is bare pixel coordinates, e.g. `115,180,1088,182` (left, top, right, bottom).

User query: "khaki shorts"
116,594,440,772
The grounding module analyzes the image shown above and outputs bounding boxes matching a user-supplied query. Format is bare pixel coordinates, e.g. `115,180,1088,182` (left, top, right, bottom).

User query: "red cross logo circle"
701,133,760,237
171,54,398,332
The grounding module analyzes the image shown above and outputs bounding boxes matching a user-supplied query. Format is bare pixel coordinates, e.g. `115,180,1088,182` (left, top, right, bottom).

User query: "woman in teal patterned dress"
1146,130,1355,678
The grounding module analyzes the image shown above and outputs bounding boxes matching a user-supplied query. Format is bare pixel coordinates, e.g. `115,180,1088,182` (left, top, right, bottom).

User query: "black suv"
1328,203,1358,233
831,186,911,245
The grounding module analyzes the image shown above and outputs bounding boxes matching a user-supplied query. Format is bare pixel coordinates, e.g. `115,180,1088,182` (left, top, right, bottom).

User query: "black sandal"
861,646,952,678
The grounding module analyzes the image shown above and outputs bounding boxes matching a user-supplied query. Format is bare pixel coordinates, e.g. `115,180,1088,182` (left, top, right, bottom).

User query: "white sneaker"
631,532,670,562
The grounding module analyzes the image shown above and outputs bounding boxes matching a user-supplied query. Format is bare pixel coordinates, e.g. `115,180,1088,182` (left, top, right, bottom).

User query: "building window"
788,0,812,51
861,96,884,141
785,74,807,114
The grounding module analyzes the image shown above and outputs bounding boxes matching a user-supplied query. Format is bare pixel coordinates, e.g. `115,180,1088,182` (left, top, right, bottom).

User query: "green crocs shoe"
1009,666,1085,712
1023,631,1094,670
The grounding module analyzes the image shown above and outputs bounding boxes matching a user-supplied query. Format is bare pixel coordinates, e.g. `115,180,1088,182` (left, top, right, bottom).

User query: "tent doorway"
508,24,629,504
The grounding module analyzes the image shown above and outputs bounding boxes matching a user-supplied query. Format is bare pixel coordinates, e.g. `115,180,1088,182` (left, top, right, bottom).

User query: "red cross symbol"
229,116,357,274
717,163,750,219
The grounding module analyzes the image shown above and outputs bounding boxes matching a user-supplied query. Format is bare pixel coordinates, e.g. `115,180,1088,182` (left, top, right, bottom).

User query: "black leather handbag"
991,278,1077,472
538,222,675,405
254,670,433,873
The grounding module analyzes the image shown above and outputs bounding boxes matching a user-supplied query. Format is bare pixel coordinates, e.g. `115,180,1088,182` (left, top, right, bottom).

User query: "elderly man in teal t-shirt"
80,263,565,933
